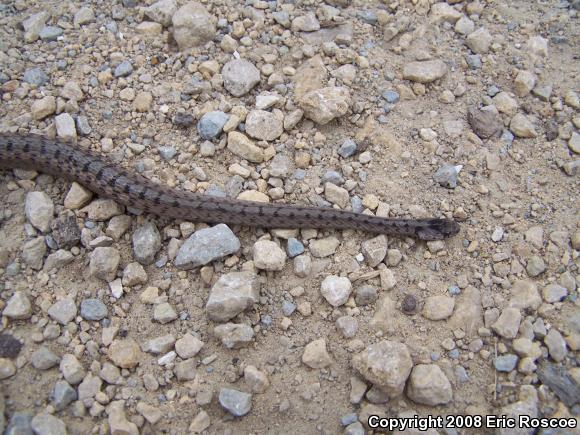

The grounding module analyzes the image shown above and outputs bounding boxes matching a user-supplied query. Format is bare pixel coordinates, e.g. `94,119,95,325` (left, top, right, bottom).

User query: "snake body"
0,134,459,240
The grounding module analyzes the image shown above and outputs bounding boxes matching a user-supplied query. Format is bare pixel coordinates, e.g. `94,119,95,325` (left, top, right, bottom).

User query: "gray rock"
494,354,518,372
74,6,95,26
214,323,254,349
80,299,108,321
60,354,85,385
381,90,400,103
89,247,120,282
132,222,161,265
434,164,462,189
30,414,66,435
321,275,352,307
51,380,77,411
3,291,32,320
153,302,177,324
55,113,77,142
25,191,54,233
219,388,252,417
206,271,259,322
336,316,358,338
172,2,216,50
338,139,357,158
23,67,48,86
466,54,482,69
39,26,63,41
114,60,133,77
272,11,290,27
345,421,365,435
174,224,240,269
197,111,229,140
402,60,447,83
5,412,33,435
222,59,261,97
537,363,580,407
51,214,81,249
31,347,60,370
406,364,453,405
144,0,177,26
545,329,567,362
468,106,502,139
76,116,92,136
158,145,177,160
48,298,77,325
286,238,305,258
355,285,377,306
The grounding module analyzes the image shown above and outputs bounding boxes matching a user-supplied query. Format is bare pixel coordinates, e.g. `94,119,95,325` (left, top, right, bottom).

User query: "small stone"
25,191,54,233
253,240,286,271
31,96,56,120
89,247,120,282
302,338,332,368
108,401,138,435
174,224,240,269
80,299,108,321
510,114,537,138
74,6,95,26
494,354,519,372
136,402,162,425
219,388,252,417
198,111,229,140
568,132,580,154
466,27,492,54
31,347,60,370
434,164,462,189
227,132,264,163
172,2,216,50
175,333,204,359
109,338,142,368
22,12,50,43
402,60,447,83
491,308,521,339
514,71,537,97
222,59,261,97
214,323,254,349
114,60,133,78
132,222,161,265
545,329,567,362
153,302,177,324
406,364,453,406
55,113,77,142
189,410,210,433
60,354,85,385
144,0,177,26
206,271,259,322
361,235,388,267
542,284,568,303
52,380,77,411
30,414,67,435
3,291,32,320
286,238,305,258
401,294,417,315
23,67,48,86
299,87,351,125
493,92,518,116
338,139,357,158
0,359,16,379
0,335,23,359
336,316,358,338
291,13,320,32
527,35,548,59
355,285,377,306
423,295,455,320
321,275,352,307
245,110,283,141
84,199,124,221
526,256,545,277
468,106,502,139
352,340,412,398
455,16,475,35
509,280,542,310
324,182,349,208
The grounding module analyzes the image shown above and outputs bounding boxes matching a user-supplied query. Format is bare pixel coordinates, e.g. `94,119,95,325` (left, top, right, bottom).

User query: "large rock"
467,106,503,139
352,340,412,398
172,2,216,50
299,86,350,125
174,224,240,269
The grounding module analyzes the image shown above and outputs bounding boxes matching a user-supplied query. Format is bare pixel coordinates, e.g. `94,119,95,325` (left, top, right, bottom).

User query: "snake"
0,133,460,240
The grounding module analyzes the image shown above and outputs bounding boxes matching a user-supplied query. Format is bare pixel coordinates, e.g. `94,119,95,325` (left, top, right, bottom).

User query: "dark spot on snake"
6,141,13,152
23,143,30,153
124,184,131,194
95,168,104,180
82,162,91,173
172,200,179,208
53,149,60,159
139,189,147,200
40,144,47,155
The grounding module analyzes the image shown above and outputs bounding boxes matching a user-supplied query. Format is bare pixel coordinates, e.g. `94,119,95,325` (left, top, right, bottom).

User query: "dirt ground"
0,0,578,434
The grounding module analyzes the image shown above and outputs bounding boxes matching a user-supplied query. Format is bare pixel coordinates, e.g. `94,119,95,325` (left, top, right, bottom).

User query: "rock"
294,56,328,101
545,329,567,362
222,59,261,97
492,308,521,339
514,70,537,97
321,275,352,307
132,222,161,265
25,191,54,233
31,96,56,120
434,164,462,189
509,280,542,310
172,2,216,50
253,240,286,271
352,340,412,398
23,67,48,86
430,2,462,23
245,110,283,141
134,91,153,112
80,299,108,321
189,410,211,433
299,87,351,125
244,365,270,393
468,106,502,139
30,414,67,435
136,402,162,425
568,132,580,154
219,388,252,417
136,21,162,35
526,255,545,277
31,347,60,370
294,254,312,277
336,316,358,338
537,363,580,408
22,12,50,43
448,286,483,336
455,16,475,35
214,323,254,349
198,111,229,140
361,235,388,267
497,386,538,435
60,354,85,385
51,380,77,411
3,291,32,320
21,236,45,270
227,132,264,163
174,359,196,381
175,333,204,359
206,271,260,322
527,35,548,59
108,401,139,435
338,139,358,158
423,295,455,320
493,92,518,116
324,182,349,208
55,113,77,143
292,13,320,32
122,262,147,287
0,359,16,379
144,334,175,354
109,338,142,368
74,6,95,26
510,113,537,138
89,247,120,282
402,60,447,83
286,238,305,257
406,364,453,406
114,60,133,77
174,224,240,269
355,285,377,306
465,28,492,54
542,284,568,303
302,338,332,368
144,0,177,26
0,335,23,359
153,302,177,324
51,215,81,249
83,199,124,221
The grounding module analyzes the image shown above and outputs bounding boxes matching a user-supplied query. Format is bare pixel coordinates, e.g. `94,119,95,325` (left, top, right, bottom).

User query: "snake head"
416,219,460,241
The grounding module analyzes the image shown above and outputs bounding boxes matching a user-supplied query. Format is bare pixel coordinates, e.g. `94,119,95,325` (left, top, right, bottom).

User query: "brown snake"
0,134,460,240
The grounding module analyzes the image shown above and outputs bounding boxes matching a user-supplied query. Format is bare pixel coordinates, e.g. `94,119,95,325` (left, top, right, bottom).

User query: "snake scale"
0,133,460,240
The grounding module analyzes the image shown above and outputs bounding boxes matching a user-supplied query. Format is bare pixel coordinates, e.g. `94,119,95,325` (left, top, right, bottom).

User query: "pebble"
510,113,537,138
189,410,211,433
31,347,60,370
114,60,133,78
74,6,95,26
3,291,32,320
175,333,204,359
526,256,546,277
214,323,254,349
174,224,240,269
245,110,283,141
60,354,85,385
491,308,521,339
422,295,455,320
406,364,453,405
286,238,305,257
25,191,54,233
336,316,358,338
89,247,120,282
568,132,580,154
132,222,161,265
80,299,108,321
144,0,177,26
30,414,67,435
465,28,492,54
465,54,482,69
292,13,320,32
514,70,537,97
355,285,377,306
51,380,77,411
325,182,350,208
109,338,142,368
197,111,229,140
494,354,519,372
219,388,252,417
338,139,357,158
253,240,286,271
352,341,412,398
23,67,48,86
205,271,259,322
222,59,261,97
31,96,56,120
302,338,332,368
227,131,265,163
321,275,352,307
434,164,462,189
545,329,567,362
172,2,216,50
402,60,447,83
0,359,16,379
468,106,502,139
153,302,178,324
361,235,387,267
542,284,568,303
299,87,351,125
